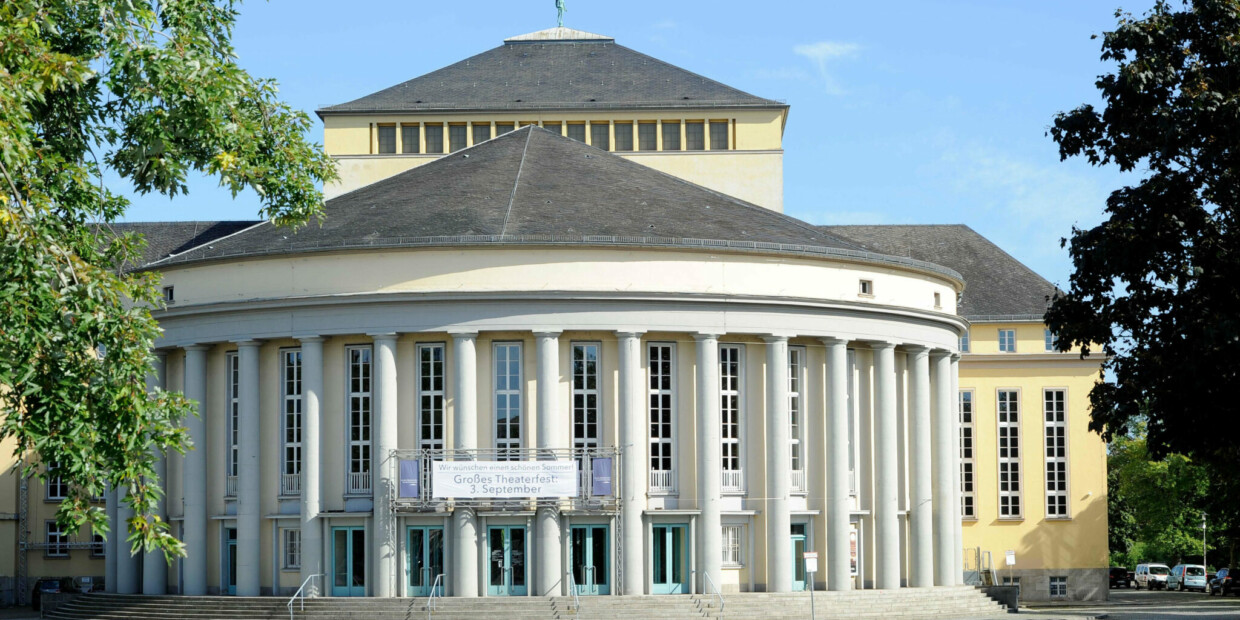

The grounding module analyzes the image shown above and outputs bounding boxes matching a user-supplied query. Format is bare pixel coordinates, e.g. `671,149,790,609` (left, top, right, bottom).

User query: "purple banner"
398,459,419,498
591,457,613,496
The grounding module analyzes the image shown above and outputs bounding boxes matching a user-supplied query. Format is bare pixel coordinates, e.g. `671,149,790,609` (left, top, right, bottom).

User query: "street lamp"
1202,512,1208,570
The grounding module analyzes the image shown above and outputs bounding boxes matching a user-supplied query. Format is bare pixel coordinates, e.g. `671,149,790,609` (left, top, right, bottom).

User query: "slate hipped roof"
823,225,1059,320
135,127,958,281
317,28,784,115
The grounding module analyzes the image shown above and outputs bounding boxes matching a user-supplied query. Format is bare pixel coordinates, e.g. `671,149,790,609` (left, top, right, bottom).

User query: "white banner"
432,460,578,498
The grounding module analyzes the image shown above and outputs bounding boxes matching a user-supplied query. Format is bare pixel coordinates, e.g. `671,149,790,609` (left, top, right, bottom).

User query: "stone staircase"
45,586,1010,620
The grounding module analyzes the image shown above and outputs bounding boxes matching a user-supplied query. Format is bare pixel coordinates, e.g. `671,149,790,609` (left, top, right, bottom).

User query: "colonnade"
107,329,961,596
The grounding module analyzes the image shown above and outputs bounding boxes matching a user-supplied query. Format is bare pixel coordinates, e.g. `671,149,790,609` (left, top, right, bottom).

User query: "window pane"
543,122,562,135
685,122,704,150
614,123,633,151
662,122,681,150
377,126,396,154
401,125,420,153
590,123,610,150
449,125,467,152
566,123,586,142
638,123,657,151
710,121,728,150
425,125,444,153
473,123,492,145
496,123,514,135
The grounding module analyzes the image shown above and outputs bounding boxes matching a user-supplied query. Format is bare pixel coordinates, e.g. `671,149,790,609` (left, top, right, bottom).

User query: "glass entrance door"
225,528,237,595
487,526,527,596
651,524,687,594
407,526,445,596
791,523,808,591
331,526,366,597
570,525,610,595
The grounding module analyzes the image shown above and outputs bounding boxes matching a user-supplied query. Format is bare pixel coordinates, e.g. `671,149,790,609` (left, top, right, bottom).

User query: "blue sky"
118,0,1138,288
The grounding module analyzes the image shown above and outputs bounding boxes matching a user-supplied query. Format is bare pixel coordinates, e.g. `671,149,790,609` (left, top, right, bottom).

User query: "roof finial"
556,0,566,28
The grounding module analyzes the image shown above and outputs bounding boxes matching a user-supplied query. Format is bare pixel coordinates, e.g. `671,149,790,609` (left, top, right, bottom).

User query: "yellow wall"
959,321,1108,574
321,109,788,210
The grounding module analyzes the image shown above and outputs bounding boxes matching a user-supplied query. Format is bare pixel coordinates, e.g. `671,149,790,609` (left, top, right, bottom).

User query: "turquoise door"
570,525,610,595
791,524,808,591
651,524,687,594
331,526,366,597
487,526,527,596
407,526,445,597
225,528,237,595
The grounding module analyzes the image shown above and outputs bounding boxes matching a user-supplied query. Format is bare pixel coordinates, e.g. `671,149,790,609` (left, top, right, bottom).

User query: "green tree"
1046,0,1240,545
0,0,336,558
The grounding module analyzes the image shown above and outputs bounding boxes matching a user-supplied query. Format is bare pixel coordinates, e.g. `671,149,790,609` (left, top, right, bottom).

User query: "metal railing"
426,573,444,620
649,470,674,492
568,571,581,620
287,573,321,620
281,473,301,496
790,470,807,493
704,571,724,619
348,471,372,494
721,469,743,493
225,476,238,498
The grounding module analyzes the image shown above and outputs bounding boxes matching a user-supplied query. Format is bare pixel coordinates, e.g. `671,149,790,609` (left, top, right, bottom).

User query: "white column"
182,345,209,595
822,337,851,591
371,334,398,597
763,336,792,592
104,481,117,593
534,331,563,596
616,331,646,595
235,341,261,596
115,485,140,593
451,332,479,597
694,333,722,594
299,337,325,595
871,342,900,590
950,354,963,584
142,353,168,594
907,347,933,587
931,350,955,586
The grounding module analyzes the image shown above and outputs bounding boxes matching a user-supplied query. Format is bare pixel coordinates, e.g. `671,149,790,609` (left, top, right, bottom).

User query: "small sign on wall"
1005,550,1016,566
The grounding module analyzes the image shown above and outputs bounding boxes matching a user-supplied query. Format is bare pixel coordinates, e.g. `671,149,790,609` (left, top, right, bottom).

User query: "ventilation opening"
858,280,873,296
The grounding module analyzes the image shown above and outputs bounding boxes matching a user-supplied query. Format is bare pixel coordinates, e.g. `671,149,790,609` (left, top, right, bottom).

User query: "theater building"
0,27,1107,604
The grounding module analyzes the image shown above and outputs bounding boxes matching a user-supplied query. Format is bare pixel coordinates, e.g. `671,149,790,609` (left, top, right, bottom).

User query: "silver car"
1169,564,1208,591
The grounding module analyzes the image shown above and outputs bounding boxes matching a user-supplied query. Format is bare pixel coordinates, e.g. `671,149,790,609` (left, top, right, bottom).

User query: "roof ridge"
500,127,535,236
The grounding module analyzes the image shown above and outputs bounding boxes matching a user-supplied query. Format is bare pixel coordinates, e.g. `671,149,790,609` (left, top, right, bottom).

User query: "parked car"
1110,567,1132,588
30,577,77,611
1135,563,1171,590
1207,567,1236,596
1169,564,1208,591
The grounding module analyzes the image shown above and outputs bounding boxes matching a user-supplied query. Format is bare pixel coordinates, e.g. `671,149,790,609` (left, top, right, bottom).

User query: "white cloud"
653,19,676,30
793,41,860,95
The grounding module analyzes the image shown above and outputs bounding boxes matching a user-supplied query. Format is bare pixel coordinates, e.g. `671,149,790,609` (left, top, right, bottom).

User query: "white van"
1135,563,1171,590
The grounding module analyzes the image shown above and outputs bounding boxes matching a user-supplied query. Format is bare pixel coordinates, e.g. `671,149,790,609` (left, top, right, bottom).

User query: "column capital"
233,339,263,348
448,329,478,339
819,336,848,347
294,335,325,344
692,331,722,342
904,345,931,355
760,334,791,344
951,353,962,362
613,330,647,339
366,332,398,342
929,348,953,360
183,344,211,352
865,340,898,351
532,330,562,339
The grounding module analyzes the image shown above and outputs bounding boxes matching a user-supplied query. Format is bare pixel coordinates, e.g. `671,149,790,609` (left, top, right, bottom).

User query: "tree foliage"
1047,1,1240,476
0,0,336,558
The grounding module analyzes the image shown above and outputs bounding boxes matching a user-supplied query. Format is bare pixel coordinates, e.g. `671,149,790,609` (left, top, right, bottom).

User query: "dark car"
31,577,77,611
1110,567,1131,588
1207,567,1236,596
